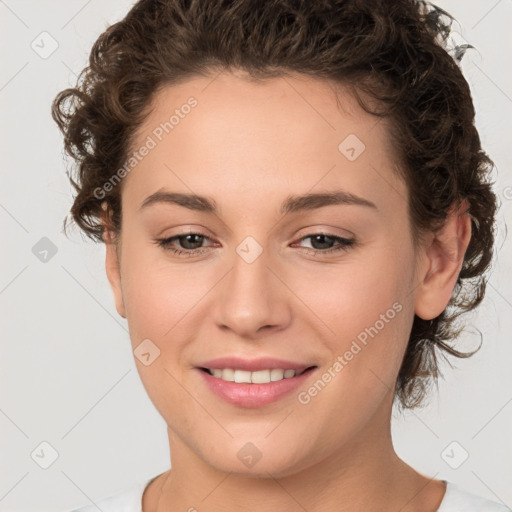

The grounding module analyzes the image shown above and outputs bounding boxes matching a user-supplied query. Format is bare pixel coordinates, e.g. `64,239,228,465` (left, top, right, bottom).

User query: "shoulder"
65,477,154,512
438,481,511,512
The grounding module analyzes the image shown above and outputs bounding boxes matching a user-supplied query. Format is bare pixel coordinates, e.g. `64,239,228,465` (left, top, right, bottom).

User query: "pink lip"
196,356,314,372
196,366,317,408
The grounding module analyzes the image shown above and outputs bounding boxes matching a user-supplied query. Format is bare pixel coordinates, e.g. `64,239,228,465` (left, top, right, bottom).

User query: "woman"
52,0,509,510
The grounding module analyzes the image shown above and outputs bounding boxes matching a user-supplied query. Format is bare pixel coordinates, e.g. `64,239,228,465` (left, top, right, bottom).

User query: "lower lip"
196,367,317,408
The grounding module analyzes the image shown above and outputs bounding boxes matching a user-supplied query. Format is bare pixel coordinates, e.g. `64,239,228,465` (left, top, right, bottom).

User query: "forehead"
123,71,406,215
134,70,387,148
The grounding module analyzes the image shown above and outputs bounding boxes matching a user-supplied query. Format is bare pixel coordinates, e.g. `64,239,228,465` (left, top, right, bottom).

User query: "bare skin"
103,70,471,511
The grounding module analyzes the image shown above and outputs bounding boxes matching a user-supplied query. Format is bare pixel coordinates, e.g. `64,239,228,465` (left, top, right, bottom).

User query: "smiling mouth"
198,366,317,384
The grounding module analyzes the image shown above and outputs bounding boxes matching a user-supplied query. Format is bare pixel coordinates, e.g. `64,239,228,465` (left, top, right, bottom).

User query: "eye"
292,233,356,255
155,232,215,257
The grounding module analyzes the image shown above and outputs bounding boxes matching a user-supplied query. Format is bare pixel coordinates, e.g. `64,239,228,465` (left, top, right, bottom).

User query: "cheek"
118,241,214,416
121,257,214,343
294,247,412,333
296,248,415,384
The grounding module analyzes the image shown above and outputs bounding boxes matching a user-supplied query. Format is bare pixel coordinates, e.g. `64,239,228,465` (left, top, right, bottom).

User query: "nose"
214,243,292,338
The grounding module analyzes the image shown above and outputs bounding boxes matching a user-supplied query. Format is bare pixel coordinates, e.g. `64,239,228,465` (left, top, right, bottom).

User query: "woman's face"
106,71,427,476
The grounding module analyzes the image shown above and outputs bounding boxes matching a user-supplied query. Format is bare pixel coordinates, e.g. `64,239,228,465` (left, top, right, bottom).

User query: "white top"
68,477,511,512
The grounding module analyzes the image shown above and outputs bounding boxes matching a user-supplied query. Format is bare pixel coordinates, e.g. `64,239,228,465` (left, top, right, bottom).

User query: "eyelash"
154,231,356,257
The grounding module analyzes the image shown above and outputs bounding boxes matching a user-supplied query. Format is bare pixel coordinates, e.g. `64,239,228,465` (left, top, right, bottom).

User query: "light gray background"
1,1,511,510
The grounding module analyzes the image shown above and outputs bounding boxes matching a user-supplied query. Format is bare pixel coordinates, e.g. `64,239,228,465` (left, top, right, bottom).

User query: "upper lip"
196,356,316,372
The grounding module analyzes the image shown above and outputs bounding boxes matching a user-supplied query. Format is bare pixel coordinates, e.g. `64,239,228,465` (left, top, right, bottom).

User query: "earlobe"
414,199,472,321
103,220,127,319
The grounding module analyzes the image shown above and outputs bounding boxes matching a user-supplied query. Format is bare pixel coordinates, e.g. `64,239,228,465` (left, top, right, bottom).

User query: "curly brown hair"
51,0,497,408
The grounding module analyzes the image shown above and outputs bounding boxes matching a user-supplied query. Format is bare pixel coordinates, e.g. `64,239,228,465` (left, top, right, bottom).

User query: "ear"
414,199,472,321
102,205,126,319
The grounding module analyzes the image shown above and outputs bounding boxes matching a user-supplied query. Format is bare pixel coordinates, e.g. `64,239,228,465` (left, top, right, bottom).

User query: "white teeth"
235,370,252,383
207,368,301,383
270,369,285,381
253,370,273,383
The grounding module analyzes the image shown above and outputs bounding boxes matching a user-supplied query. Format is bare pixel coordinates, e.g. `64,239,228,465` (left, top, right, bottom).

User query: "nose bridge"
215,235,290,336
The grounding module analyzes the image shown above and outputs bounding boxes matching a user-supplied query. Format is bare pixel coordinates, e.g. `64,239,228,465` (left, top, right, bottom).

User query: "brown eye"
293,233,356,255
155,232,214,256
175,234,205,250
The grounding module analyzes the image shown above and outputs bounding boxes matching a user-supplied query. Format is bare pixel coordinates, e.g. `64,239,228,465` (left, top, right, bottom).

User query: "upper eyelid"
161,225,354,241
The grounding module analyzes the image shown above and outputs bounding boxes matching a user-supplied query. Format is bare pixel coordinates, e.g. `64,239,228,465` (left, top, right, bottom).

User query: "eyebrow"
139,188,378,215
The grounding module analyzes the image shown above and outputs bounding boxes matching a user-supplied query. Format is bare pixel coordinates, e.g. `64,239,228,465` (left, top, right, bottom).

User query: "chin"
195,435,315,479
